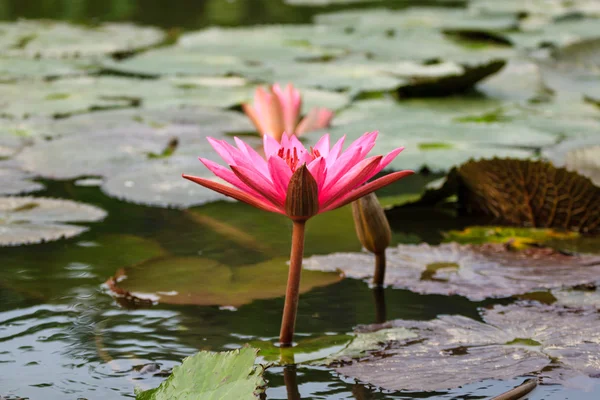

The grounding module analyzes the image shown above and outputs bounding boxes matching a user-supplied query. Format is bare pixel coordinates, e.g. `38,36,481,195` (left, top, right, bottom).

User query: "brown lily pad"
106,256,343,307
332,302,600,391
303,243,600,300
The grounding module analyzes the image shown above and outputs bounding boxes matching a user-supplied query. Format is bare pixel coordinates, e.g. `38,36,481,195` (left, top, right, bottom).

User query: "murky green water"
2,1,600,399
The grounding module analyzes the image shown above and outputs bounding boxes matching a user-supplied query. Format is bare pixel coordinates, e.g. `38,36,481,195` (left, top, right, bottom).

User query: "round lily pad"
553,286,600,310
328,98,554,171
15,130,169,179
0,20,165,58
543,137,600,186
101,156,233,208
303,243,600,300
0,57,96,81
106,256,343,307
102,46,270,78
0,165,45,195
179,25,345,64
332,302,600,391
0,196,107,246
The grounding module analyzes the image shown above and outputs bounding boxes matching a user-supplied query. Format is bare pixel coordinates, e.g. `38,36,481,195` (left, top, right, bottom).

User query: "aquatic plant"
183,131,412,345
242,83,334,141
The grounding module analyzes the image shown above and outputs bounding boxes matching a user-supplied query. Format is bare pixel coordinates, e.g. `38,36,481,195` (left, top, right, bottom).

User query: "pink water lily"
183,131,413,218
242,83,334,141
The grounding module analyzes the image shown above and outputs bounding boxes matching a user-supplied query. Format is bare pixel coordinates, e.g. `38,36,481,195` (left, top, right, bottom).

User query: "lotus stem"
280,220,306,347
373,251,386,287
372,286,387,324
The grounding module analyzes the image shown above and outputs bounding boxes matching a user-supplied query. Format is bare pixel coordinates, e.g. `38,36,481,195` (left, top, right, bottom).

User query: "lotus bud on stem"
351,193,391,287
279,165,319,347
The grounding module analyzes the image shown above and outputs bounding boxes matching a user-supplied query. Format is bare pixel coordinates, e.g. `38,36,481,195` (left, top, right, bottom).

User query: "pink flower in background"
242,83,334,142
183,131,413,219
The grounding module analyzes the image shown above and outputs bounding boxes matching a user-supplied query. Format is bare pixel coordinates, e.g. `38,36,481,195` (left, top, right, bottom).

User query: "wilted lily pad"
0,196,107,246
332,303,600,391
0,20,165,58
135,347,266,400
553,286,600,310
108,256,343,307
304,243,600,300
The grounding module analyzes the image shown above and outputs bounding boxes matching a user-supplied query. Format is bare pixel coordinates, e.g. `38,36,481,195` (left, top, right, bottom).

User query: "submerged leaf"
251,334,353,364
0,165,45,195
457,158,600,233
135,347,266,400
304,243,600,300
333,303,600,391
107,256,343,307
0,196,107,246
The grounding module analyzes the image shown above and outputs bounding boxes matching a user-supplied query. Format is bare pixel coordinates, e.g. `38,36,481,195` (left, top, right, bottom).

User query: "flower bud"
285,164,319,220
351,192,391,254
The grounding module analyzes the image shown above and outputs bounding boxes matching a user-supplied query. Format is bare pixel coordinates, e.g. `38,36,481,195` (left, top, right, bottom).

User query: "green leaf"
108,256,342,307
251,334,352,363
135,347,266,400
444,226,579,249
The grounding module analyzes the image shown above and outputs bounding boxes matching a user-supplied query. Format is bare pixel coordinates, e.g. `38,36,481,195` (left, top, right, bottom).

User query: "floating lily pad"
303,243,600,300
478,60,547,101
444,226,579,249
0,196,107,246
0,57,96,81
508,17,600,50
470,0,600,21
135,347,266,400
543,137,600,186
332,303,600,391
179,25,344,64
101,156,233,208
328,98,554,171
0,76,258,118
102,46,270,78
553,286,600,310
0,20,165,58
15,131,169,179
0,165,45,195
108,256,343,307
251,334,352,364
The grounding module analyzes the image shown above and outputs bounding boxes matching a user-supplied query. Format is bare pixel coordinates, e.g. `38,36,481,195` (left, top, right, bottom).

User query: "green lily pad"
469,0,600,20
0,196,107,246
102,46,270,78
101,156,234,208
15,131,169,179
543,137,600,186
179,25,344,64
333,302,600,391
478,60,547,101
303,243,600,300
0,164,45,195
444,226,579,249
0,57,96,82
508,17,600,50
0,76,259,118
135,347,266,400
250,334,352,363
108,256,343,307
0,20,165,58
1,234,165,300
328,98,554,172
285,0,381,4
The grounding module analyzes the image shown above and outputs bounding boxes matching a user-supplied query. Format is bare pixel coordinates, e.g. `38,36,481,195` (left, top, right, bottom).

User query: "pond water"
2,0,600,399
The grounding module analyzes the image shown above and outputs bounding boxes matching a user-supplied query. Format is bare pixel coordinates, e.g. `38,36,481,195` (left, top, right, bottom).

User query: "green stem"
279,220,306,347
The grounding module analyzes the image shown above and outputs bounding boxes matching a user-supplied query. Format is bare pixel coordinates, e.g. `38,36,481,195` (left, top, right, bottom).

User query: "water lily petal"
268,155,293,198
307,156,327,192
231,165,285,207
183,174,283,214
263,134,282,159
313,133,330,157
199,158,267,201
234,137,270,179
327,135,346,168
323,146,364,191
323,170,414,211
321,156,383,207
347,131,378,159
